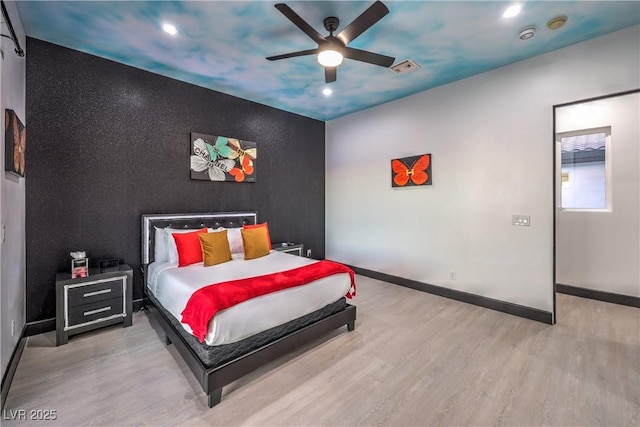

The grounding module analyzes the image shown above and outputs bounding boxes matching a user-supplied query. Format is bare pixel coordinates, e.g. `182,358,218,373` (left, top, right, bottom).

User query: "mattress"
147,251,352,346
148,290,348,368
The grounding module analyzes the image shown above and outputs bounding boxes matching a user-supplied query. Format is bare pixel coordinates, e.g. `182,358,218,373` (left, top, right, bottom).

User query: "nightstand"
272,242,304,256
55,264,133,346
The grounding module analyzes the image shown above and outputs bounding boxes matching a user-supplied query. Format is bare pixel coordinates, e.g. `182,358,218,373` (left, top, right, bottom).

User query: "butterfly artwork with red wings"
391,154,432,187
229,155,255,183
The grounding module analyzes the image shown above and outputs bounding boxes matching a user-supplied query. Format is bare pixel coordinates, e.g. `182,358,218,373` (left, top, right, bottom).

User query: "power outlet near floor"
11,320,16,336
449,270,456,281
307,249,312,258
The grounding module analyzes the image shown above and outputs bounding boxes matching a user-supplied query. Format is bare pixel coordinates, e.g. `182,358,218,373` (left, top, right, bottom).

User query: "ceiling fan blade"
344,47,394,67
336,1,389,45
325,67,337,83
274,3,326,45
267,49,318,61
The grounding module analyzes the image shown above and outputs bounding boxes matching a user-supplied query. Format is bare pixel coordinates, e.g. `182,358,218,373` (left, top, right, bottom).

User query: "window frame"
557,126,612,213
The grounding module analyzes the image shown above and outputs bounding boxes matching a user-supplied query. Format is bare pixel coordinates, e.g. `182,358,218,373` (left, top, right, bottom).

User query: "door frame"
552,88,640,322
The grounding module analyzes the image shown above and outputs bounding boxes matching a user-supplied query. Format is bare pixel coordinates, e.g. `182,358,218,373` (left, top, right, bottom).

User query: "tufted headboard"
141,212,257,268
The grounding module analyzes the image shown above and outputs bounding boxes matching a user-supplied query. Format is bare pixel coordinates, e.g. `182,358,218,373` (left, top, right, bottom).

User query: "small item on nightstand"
98,258,120,273
70,251,89,279
281,243,289,247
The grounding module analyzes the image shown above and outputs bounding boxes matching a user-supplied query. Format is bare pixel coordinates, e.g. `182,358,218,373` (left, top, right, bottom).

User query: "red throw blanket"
181,260,356,342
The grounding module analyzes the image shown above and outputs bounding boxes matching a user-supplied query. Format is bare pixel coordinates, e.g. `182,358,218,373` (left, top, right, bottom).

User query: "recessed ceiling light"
503,5,521,18
162,23,178,35
323,88,332,96
547,16,568,30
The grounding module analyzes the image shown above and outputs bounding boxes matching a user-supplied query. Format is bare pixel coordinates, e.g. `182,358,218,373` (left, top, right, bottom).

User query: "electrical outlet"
1,225,5,243
449,270,456,281
11,320,15,336
307,249,312,258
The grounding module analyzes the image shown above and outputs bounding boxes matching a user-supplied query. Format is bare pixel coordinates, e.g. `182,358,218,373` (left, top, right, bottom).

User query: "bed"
141,212,356,407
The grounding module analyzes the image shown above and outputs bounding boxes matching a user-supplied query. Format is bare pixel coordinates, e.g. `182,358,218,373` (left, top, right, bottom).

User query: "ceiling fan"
266,1,395,83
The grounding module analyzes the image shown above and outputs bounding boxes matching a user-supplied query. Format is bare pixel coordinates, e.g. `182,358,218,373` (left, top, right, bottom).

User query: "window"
559,128,610,210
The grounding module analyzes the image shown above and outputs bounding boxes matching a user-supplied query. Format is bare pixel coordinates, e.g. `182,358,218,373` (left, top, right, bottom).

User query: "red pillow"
172,228,208,267
243,222,272,250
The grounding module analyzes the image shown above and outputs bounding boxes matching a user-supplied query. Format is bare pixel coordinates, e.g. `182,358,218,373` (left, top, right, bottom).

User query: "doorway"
553,89,640,320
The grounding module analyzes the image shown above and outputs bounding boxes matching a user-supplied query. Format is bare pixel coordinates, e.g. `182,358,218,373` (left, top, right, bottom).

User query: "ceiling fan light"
318,50,343,67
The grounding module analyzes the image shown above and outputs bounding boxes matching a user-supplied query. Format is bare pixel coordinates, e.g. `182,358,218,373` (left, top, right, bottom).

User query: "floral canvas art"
5,109,26,178
190,133,257,182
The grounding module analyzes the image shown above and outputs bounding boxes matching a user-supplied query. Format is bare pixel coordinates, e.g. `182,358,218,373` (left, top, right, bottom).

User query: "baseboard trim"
133,298,144,312
25,318,55,336
557,284,640,308
1,326,26,410
350,265,553,325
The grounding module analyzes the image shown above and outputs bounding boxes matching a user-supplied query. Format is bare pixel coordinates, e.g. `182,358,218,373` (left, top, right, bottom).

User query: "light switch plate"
512,215,531,226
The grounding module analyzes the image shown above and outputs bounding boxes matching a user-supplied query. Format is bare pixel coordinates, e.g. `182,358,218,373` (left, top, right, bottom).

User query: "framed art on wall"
391,154,432,187
5,109,26,178
190,132,257,182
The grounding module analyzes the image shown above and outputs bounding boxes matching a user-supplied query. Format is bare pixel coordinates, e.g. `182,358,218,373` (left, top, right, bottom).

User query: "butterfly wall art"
190,132,257,182
4,109,26,178
391,154,432,187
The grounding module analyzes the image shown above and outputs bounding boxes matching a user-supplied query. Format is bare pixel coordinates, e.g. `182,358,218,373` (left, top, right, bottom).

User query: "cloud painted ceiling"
16,1,640,121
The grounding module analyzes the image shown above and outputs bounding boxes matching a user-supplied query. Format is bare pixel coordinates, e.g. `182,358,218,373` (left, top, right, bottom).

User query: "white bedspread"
147,251,351,346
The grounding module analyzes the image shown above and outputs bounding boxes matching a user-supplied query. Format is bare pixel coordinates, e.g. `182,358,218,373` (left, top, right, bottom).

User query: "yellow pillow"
241,227,270,260
199,230,232,267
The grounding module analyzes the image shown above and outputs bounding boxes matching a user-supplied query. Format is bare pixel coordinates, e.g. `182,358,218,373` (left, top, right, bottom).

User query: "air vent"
390,59,421,75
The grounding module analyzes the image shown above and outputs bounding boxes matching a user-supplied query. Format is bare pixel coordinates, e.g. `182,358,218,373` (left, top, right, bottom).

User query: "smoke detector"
390,59,421,75
519,26,536,40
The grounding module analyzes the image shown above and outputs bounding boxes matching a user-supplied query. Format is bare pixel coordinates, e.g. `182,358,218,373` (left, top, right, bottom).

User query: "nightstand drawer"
68,297,124,327
68,277,125,307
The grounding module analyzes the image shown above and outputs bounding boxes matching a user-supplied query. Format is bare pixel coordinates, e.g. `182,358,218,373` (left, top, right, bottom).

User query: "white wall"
1,0,26,377
326,25,640,314
556,93,640,297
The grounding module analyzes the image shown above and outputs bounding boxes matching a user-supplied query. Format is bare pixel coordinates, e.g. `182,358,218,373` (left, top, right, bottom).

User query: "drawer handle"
84,289,111,298
84,306,111,316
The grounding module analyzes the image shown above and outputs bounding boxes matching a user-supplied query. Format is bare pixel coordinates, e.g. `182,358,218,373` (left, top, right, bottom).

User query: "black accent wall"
25,38,326,324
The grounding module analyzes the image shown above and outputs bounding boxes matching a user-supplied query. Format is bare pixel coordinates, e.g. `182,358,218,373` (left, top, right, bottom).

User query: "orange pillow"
243,222,272,250
241,227,270,260
199,230,232,267
172,228,208,267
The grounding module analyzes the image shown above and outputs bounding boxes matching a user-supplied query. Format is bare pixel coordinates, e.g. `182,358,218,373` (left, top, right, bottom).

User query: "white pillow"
166,228,208,265
154,227,169,262
226,227,244,254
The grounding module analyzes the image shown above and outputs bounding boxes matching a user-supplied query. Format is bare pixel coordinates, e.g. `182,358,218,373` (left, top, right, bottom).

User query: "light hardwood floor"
4,276,639,426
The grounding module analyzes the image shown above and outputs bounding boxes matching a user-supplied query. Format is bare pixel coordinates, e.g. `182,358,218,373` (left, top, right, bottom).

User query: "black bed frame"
141,212,356,407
